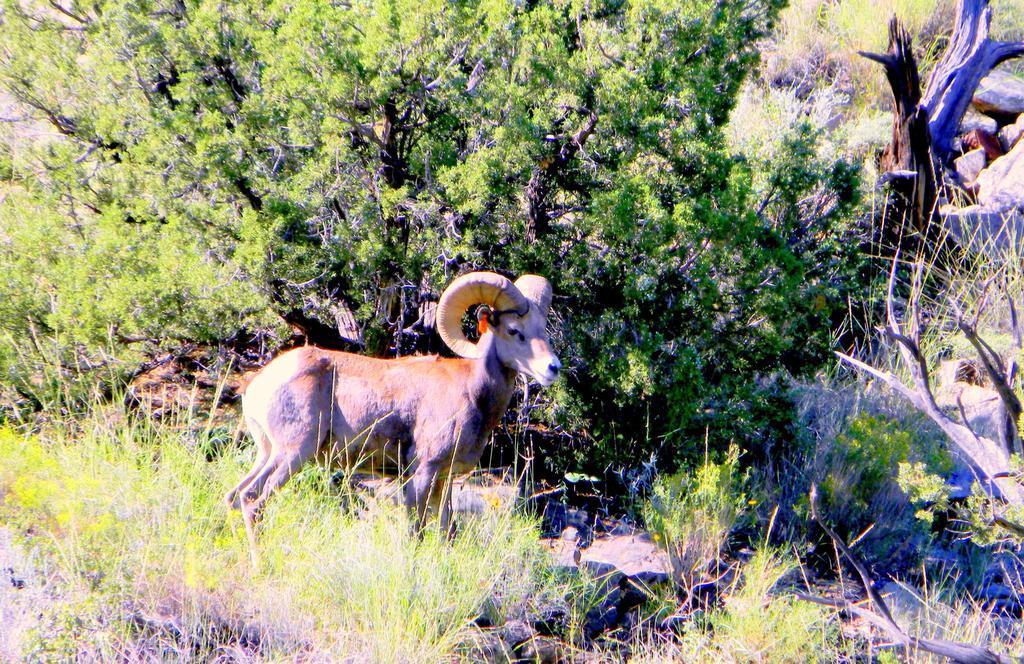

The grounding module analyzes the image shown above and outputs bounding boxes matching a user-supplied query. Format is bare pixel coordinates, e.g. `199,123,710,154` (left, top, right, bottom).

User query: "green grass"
0,411,563,662
2,391,1020,662
623,547,844,663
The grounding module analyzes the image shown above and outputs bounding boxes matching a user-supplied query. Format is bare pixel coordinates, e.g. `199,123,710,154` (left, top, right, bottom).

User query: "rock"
960,109,999,134
976,161,1024,216
936,358,984,389
499,619,536,650
961,129,1004,160
539,501,568,537
565,508,594,546
578,534,672,586
999,115,1024,153
584,605,618,639
981,582,1014,601
942,205,1024,257
973,71,1024,118
462,627,509,664
517,635,562,664
543,538,581,572
451,487,488,514
955,148,987,185
976,135,1024,210
544,533,672,586
531,604,568,637
879,581,925,621
935,381,1003,442
985,551,1024,589
599,518,636,537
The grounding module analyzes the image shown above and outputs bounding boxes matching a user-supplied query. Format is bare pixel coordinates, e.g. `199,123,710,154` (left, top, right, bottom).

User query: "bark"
526,111,597,243
860,19,939,234
836,257,1024,503
922,0,1024,161
861,0,1024,241
269,280,363,350
796,486,1022,664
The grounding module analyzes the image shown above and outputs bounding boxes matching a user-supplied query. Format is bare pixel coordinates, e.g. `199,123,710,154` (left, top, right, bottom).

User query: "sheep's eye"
509,329,524,342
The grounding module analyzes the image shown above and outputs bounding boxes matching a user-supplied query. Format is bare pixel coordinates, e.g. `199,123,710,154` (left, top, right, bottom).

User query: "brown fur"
225,304,560,536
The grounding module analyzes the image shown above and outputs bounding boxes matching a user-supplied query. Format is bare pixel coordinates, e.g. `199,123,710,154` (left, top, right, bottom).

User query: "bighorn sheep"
225,271,561,534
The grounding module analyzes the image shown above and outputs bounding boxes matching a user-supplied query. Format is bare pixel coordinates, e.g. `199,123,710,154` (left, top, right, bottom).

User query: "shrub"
627,547,843,662
701,547,841,662
810,413,951,544
642,446,750,593
0,0,863,472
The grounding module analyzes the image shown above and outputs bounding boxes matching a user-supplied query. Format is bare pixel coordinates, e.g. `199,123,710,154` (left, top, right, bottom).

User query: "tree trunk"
526,111,597,243
861,19,939,236
862,0,1024,239
922,0,1024,163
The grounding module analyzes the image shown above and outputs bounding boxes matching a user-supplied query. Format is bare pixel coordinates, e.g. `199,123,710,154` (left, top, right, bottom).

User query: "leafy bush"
642,446,750,593
809,413,951,545
0,0,862,470
628,547,844,662
700,547,841,662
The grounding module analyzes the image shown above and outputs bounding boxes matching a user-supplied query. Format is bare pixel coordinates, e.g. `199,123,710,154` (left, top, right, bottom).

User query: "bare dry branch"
797,486,1021,664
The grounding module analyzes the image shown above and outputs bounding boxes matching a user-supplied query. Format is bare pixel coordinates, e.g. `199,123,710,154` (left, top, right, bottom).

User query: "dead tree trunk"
861,19,938,235
837,257,1024,504
525,110,597,243
922,0,1024,162
796,487,1022,663
861,0,1024,239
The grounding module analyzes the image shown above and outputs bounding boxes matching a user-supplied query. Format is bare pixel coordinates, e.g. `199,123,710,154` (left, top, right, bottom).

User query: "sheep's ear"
476,306,491,335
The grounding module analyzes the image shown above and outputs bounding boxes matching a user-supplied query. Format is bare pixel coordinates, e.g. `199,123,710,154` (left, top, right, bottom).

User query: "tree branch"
796,486,1021,664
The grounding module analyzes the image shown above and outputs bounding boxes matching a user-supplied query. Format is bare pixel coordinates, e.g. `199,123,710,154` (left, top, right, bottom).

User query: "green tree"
0,0,859,470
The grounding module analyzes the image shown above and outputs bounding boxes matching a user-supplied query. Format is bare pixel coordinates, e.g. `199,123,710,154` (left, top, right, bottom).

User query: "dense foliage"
0,0,860,471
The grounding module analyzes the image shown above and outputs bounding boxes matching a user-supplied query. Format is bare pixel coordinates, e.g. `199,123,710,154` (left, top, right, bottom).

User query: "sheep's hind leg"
239,422,322,529
224,419,272,509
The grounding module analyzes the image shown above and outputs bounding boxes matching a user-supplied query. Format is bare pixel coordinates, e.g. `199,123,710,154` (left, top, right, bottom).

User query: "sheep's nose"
548,359,561,375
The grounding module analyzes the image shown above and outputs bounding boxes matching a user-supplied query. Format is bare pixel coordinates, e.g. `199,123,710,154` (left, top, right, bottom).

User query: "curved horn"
436,271,530,358
514,275,553,318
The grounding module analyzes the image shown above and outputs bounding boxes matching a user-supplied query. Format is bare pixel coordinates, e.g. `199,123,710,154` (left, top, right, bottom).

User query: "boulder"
960,109,999,134
936,358,984,388
998,114,1024,153
544,533,672,586
451,482,517,514
879,581,926,622
499,619,536,650
517,636,562,664
942,205,1024,257
461,627,510,664
935,366,1006,442
954,148,987,185
976,136,1024,209
579,534,672,586
973,70,1024,118
940,383,1004,442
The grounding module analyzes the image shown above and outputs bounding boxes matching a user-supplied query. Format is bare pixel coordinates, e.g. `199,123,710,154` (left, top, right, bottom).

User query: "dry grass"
0,410,562,662
763,0,1024,112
